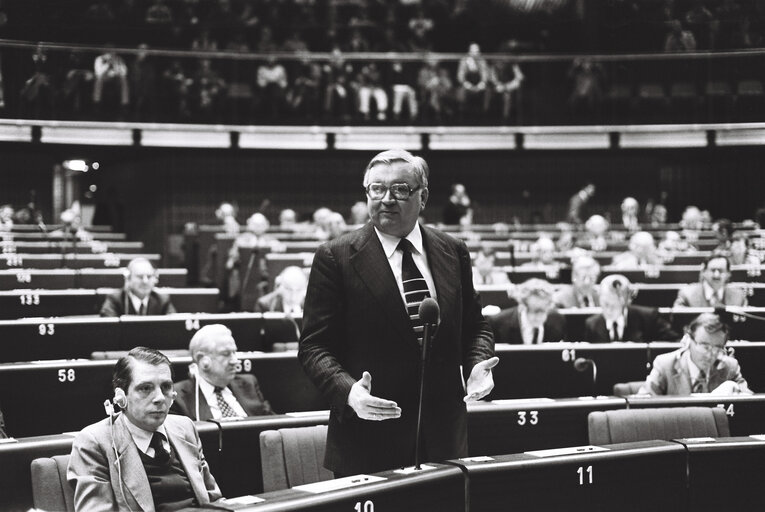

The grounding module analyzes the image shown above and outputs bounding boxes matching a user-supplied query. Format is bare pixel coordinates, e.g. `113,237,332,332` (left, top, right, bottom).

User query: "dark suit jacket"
171,374,275,420
640,348,752,395
584,304,679,343
99,289,177,317
489,306,567,343
673,283,747,308
298,223,494,475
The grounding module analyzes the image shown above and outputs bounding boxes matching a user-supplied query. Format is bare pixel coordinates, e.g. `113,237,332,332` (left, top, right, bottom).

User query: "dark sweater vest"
138,446,197,511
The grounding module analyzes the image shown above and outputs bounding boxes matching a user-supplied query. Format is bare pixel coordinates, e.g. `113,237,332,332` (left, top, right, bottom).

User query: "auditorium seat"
735,79,765,121
30,454,74,512
588,406,730,445
704,80,734,122
612,381,646,397
259,425,332,492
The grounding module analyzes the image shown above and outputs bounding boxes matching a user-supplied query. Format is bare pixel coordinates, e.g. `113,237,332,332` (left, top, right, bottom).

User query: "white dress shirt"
702,281,725,305
607,313,626,341
374,224,437,308
128,292,149,315
123,416,169,458
520,310,544,345
197,376,247,419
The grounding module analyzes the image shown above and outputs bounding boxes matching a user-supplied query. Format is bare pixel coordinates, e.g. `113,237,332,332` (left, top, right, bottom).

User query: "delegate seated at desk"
172,324,274,420
255,265,308,314
68,347,222,510
639,313,752,395
553,255,600,308
489,278,566,344
584,274,679,342
100,257,177,316
674,254,747,308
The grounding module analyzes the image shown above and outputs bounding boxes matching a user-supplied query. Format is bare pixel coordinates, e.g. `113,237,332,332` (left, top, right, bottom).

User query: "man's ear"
420,187,429,211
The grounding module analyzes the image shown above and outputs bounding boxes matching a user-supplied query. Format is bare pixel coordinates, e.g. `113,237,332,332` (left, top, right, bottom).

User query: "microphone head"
573,357,591,372
419,298,440,326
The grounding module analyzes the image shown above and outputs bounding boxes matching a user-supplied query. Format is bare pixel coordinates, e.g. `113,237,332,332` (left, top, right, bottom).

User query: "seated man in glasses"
639,313,752,395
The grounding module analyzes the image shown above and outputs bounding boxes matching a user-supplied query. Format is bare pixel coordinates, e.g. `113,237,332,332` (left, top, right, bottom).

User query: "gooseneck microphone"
414,298,440,470
573,357,598,396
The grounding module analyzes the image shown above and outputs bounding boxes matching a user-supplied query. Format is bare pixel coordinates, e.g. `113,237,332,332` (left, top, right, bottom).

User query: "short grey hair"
189,324,234,362
363,149,429,189
514,278,555,307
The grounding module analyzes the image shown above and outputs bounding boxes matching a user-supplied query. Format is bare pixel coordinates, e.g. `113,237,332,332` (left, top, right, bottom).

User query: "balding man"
100,258,176,316
172,324,274,421
255,266,308,314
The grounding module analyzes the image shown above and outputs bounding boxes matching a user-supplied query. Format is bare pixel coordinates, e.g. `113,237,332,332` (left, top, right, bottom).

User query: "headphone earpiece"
113,388,127,409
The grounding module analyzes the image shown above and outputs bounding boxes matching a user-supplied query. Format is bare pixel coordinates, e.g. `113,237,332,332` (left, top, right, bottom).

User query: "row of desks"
0,287,219,320
3,341,765,438
1,239,144,254
1,231,126,241
3,397,765,511
0,252,160,270
0,267,187,290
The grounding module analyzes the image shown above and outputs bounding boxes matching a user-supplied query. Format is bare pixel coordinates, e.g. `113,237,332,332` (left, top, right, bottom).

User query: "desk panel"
0,289,101,318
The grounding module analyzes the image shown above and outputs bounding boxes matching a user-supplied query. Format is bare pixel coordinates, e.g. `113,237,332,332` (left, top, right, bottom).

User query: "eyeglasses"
365,182,421,201
691,336,727,355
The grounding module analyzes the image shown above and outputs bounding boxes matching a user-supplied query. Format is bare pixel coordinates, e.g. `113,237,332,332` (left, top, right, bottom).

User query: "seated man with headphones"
583,274,679,342
100,257,177,317
639,313,752,395
172,324,274,421
68,347,222,510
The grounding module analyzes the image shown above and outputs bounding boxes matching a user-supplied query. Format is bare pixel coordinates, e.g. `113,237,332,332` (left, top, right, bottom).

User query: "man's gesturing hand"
347,371,402,421
464,357,500,402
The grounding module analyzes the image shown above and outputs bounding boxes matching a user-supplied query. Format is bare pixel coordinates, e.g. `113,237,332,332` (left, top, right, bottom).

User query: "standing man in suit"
100,257,177,316
172,324,274,420
299,149,496,476
639,313,752,395
553,255,601,308
674,255,748,307
68,347,222,510
584,274,678,342
489,278,566,343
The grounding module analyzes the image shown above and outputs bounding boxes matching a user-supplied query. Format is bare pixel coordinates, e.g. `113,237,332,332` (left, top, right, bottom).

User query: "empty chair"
259,425,333,492
612,381,646,397
588,406,729,445
30,455,74,512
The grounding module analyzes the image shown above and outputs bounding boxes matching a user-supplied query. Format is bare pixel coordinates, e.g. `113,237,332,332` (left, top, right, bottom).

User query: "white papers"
525,445,609,458
294,475,386,494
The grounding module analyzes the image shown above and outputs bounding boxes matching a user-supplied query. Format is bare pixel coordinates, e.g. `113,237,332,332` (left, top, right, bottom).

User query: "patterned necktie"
532,327,540,344
214,386,239,418
398,238,431,346
149,432,170,464
611,321,620,341
692,370,708,393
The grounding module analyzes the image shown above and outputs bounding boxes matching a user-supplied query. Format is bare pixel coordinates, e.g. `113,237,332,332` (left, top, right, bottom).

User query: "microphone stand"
414,321,434,471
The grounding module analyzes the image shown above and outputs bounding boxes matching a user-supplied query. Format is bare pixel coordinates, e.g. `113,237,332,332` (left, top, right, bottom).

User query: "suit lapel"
509,308,524,344
670,352,692,395
186,378,212,421
594,316,609,342
421,226,459,339
113,414,154,511
165,418,209,505
350,225,414,347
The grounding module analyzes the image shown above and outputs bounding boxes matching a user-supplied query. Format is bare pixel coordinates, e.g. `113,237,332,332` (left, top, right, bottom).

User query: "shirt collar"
122,414,168,454
702,281,724,303
128,291,148,312
374,224,424,259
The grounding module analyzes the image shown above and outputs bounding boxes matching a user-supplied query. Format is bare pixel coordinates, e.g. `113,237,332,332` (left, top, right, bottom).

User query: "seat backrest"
31,454,74,512
588,406,730,445
612,381,646,397
259,425,332,492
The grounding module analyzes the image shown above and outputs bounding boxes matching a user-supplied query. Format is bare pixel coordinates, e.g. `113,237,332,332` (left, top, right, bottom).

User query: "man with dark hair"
100,257,177,316
674,254,747,307
172,324,274,420
299,149,496,476
68,347,222,510
639,313,752,395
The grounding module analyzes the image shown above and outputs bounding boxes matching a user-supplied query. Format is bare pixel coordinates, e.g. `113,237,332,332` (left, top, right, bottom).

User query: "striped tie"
398,238,431,346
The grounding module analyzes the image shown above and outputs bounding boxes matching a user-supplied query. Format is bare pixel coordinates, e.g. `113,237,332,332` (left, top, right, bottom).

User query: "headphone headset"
113,388,127,410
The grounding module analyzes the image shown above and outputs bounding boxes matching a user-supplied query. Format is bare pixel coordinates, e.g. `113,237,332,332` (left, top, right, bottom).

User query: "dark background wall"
2,143,763,255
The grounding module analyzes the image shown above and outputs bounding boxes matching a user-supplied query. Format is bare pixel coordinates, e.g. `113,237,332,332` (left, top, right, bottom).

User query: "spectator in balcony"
443,183,473,226
283,28,309,53
61,52,95,119
192,59,226,122
682,1,716,49
93,46,129,117
389,60,418,122
620,196,640,231
255,26,279,53
323,49,356,123
256,56,288,122
130,44,158,122
191,28,219,52
417,55,453,123
145,0,173,25
357,62,388,122
345,27,371,53
612,231,662,268
20,44,55,119
554,255,601,308
567,183,596,225
567,57,604,121
287,58,322,121
100,257,177,316
664,19,697,51
488,54,524,124
456,42,490,121
408,6,435,52
584,274,678,342
674,254,747,308
161,59,192,120
256,266,308,314
473,245,510,286
489,278,566,344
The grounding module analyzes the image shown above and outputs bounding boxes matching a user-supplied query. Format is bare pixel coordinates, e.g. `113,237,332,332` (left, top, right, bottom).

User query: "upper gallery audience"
100,257,177,316
472,245,511,286
611,231,662,268
172,325,274,420
673,254,747,307
255,266,308,315
639,313,752,395
489,278,566,344
68,347,223,510
553,255,601,308
584,274,678,342
456,42,490,121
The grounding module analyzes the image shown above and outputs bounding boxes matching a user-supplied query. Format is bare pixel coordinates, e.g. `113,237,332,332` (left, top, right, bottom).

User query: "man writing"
299,149,496,476
172,324,274,420
100,257,176,316
68,347,222,510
